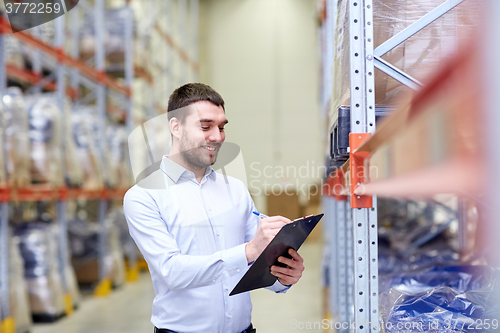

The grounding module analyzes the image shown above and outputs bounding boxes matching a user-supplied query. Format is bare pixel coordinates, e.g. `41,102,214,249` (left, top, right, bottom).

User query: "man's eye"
201,127,209,130
219,127,225,131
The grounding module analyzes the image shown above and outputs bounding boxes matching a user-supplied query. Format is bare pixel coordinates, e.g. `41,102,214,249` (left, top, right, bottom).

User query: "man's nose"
208,128,223,142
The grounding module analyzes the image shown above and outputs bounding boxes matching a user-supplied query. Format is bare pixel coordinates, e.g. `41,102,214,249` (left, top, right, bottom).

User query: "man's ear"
169,117,182,140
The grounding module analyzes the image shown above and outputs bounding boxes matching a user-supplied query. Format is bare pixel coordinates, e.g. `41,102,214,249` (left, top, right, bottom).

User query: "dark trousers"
154,323,255,333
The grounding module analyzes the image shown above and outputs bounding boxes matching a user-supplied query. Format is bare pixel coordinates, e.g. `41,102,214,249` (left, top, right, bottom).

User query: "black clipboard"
230,213,324,296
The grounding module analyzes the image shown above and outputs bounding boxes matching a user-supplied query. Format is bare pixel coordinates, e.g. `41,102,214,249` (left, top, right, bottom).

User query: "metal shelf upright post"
54,12,74,315
189,0,199,83
322,193,337,320
0,12,11,333
30,26,42,94
94,0,111,296
124,0,137,281
178,0,187,84
165,0,174,97
347,0,379,331
0,201,9,333
69,3,80,100
336,197,350,332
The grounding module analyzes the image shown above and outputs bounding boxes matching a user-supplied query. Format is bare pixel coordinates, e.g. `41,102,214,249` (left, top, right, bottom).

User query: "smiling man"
124,83,305,333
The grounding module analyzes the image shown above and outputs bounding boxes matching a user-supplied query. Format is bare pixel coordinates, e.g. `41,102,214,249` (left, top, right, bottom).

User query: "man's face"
178,101,227,170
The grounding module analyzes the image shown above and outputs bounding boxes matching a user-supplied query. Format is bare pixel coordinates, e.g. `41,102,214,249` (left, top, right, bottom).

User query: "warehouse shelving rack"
0,1,134,330
322,0,379,331
0,1,199,331
152,0,200,112
321,0,493,332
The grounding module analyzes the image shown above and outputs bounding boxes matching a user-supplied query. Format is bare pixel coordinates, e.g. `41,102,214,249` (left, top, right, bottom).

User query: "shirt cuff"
221,243,248,277
267,279,292,293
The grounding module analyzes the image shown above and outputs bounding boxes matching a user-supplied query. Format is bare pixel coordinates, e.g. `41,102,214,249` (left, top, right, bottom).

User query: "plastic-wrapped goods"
48,223,81,310
19,23,58,69
377,199,457,253
109,220,126,287
40,94,85,187
331,0,480,109
68,215,126,287
108,207,142,265
379,265,496,294
14,223,65,322
378,246,459,275
2,87,31,187
62,98,85,187
107,125,132,188
24,95,64,186
131,1,152,68
380,286,499,333
71,107,104,190
379,266,500,333
80,7,136,63
9,236,32,333
378,247,406,275
377,197,462,274
5,36,23,68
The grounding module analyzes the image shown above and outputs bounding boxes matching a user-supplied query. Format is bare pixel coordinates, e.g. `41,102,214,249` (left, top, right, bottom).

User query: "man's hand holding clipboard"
231,213,324,296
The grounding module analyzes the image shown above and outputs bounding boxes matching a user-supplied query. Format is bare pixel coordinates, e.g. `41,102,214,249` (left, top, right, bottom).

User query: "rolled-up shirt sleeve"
124,186,248,290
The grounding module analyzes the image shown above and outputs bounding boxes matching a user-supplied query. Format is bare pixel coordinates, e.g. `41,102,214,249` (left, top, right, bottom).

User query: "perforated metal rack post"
54,13,72,308
323,195,338,320
348,0,378,331
0,202,8,328
189,0,199,82
178,0,187,84
94,0,110,290
164,0,175,96
336,198,347,330
0,14,10,330
124,0,136,276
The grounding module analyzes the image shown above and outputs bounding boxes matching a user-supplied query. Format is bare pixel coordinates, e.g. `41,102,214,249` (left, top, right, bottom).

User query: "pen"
252,211,269,219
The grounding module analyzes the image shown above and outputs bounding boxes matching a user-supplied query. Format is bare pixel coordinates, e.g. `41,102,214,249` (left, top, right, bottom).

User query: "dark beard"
179,146,216,170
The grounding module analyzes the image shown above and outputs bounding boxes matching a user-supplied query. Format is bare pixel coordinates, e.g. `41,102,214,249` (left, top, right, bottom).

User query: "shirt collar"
160,156,216,184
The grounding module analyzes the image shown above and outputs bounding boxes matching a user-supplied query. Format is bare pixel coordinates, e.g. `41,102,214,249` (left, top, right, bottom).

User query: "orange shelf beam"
134,65,153,84
6,64,78,98
6,64,55,90
0,185,129,202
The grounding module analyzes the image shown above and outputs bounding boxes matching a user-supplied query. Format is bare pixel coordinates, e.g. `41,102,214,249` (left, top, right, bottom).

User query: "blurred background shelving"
0,0,199,331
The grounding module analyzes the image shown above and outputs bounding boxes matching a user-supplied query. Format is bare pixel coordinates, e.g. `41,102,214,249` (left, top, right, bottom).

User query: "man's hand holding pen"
244,212,305,286
245,215,291,263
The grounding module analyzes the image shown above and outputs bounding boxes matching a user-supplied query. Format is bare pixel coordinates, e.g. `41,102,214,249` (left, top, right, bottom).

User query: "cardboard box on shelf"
302,202,323,243
72,258,100,285
266,189,323,243
333,0,480,109
266,192,301,220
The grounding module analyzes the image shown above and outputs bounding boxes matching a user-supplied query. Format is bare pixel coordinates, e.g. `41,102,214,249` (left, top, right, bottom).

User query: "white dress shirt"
124,156,289,333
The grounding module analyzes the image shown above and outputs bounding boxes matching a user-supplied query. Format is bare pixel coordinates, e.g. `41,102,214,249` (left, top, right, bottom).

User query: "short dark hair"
167,83,225,122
